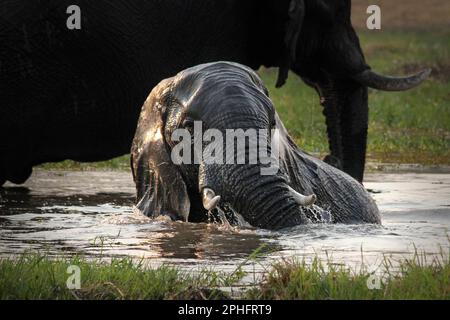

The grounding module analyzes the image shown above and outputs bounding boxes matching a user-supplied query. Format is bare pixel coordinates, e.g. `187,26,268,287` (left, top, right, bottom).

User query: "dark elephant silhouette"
0,0,429,185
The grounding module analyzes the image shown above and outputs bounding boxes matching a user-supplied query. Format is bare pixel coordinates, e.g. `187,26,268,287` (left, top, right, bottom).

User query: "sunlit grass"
246,251,450,300
0,254,234,300
261,30,450,165
1,249,448,300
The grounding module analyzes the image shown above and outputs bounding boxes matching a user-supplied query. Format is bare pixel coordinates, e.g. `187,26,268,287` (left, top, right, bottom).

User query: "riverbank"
0,251,448,300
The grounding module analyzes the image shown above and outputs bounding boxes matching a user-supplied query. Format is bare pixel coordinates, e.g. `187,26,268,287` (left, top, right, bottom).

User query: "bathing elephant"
131,62,380,230
0,0,429,186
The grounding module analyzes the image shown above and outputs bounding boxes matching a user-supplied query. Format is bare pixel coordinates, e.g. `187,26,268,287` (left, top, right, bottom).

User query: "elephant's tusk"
353,68,431,91
202,188,221,211
288,186,316,206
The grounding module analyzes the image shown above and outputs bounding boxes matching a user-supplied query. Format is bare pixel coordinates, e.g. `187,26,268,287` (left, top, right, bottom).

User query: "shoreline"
29,161,450,175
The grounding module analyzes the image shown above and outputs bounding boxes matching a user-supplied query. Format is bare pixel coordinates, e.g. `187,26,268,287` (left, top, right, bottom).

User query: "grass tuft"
246,251,450,300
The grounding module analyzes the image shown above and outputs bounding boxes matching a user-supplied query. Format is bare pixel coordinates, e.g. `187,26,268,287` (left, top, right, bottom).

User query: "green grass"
246,253,450,300
39,30,450,170
38,155,131,171
0,254,235,300
1,250,448,300
259,30,450,165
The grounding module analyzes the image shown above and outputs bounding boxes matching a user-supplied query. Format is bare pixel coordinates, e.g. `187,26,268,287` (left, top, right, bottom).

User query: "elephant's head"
272,0,430,89
131,61,380,229
131,62,321,229
259,0,431,182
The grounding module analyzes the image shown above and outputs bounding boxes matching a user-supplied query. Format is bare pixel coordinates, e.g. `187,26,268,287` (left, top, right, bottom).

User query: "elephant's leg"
322,98,344,170
7,167,33,185
315,80,367,182
0,154,33,185
298,72,367,182
340,86,368,183
0,160,5,186
316,83,344,171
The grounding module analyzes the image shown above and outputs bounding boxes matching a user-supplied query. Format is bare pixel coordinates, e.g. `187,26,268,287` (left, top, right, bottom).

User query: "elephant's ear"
276,0,304,88
131,89,190,221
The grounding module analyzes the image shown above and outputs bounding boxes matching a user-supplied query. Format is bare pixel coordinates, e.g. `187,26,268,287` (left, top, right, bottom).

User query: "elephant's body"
131,61,380,229
0,0,428,185
1,1,266,184
276,118,380,224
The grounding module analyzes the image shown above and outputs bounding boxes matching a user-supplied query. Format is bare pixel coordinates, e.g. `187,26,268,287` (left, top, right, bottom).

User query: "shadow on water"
0,169,449,272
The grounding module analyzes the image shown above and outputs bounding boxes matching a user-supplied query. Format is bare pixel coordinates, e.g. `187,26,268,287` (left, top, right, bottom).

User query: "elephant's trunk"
198,163,309,230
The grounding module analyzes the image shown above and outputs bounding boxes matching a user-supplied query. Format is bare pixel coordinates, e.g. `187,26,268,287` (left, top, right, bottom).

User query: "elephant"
0,0,429,186
131,61,380,230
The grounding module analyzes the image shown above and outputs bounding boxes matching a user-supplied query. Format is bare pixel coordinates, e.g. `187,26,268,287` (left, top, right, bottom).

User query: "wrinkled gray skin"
131,62,380,230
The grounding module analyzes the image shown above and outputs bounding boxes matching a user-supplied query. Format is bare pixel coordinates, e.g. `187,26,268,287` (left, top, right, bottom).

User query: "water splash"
303,205,333,224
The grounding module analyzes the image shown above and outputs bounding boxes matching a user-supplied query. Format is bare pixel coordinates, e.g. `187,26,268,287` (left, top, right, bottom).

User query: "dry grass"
352,0,450,30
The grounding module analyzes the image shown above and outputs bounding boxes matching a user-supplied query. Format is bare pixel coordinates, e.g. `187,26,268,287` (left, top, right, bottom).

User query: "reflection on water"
0,170,449,273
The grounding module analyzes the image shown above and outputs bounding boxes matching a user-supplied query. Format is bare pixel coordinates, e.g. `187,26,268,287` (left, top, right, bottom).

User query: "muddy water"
0,170,449,274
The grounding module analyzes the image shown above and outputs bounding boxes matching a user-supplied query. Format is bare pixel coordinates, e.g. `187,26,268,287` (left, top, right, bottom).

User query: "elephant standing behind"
0,0,428,186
